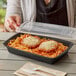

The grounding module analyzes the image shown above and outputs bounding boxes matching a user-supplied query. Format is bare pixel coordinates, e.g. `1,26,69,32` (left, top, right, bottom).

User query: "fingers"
4,19,14,32
7,19,15,30
2,28,9,32
8,17,18,30
4,15,21,32
16,15,21,26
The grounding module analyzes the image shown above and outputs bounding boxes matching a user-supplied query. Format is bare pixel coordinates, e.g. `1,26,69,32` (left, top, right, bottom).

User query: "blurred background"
0,0,6,31
75,0,76,25
0,0,76,31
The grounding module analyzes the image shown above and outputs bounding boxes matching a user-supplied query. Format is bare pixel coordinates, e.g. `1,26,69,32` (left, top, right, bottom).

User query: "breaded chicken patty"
38,40,58,52
22,36,40,48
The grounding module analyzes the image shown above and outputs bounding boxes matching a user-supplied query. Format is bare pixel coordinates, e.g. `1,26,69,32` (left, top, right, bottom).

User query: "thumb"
16,15,21,26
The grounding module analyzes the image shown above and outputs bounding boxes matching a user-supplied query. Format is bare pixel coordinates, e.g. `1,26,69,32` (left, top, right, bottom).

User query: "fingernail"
17,24,20,26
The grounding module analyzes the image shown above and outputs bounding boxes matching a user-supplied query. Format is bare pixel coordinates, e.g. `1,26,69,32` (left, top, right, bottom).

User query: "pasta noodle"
8,34,68,58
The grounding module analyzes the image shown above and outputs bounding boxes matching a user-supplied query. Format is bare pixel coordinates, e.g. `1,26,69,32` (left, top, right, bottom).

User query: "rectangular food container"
3,32,73,64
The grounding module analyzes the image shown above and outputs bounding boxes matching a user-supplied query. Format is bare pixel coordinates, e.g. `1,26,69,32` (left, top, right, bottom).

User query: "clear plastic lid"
16,22,76,40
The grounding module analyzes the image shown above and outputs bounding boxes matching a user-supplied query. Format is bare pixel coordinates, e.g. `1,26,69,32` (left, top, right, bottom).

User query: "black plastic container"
3,33,73,64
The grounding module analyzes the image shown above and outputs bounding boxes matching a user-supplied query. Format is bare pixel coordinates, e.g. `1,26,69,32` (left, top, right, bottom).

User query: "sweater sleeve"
5,0,22,19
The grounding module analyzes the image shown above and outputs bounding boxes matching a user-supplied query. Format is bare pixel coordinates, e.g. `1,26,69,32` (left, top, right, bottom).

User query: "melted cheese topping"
39,40,58,51
22,36,40,47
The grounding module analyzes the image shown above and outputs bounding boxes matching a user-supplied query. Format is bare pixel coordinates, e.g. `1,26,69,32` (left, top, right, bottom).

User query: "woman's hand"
4,14,21,32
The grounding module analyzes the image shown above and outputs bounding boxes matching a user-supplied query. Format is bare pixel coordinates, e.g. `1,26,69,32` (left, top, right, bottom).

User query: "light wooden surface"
0,33,76,76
